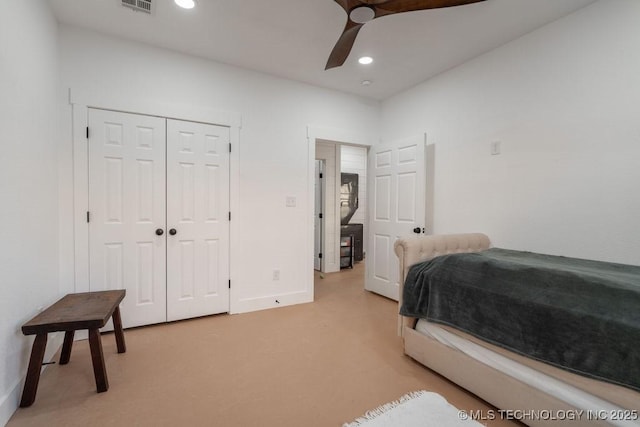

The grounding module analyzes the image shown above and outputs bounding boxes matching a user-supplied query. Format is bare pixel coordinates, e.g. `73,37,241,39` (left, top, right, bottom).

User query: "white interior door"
366,135,426,300
314,160,324,271
88,108,167,328
166,119,230,321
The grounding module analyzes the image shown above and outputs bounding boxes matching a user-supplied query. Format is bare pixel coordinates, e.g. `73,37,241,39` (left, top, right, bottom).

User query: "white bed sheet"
415,319,640,427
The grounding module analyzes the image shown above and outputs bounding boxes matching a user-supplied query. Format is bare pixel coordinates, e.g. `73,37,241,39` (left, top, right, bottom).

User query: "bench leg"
59,331,75,365
88,328,109,393
112,306,126,354
20,333,48,407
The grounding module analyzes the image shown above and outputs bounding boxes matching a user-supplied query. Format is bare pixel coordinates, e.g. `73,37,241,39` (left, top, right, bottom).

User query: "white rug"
343,391,484,427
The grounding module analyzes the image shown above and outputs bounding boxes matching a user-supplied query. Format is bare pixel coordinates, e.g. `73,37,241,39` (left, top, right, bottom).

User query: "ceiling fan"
326,0,487,70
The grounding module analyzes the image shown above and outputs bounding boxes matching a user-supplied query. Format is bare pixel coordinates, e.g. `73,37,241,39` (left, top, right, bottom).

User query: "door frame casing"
314,140,340,273
70,88,241,313
314,159,325,272
306,126,374,279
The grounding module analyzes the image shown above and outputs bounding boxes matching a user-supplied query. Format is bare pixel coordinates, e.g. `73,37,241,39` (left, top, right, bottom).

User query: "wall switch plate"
286,196,296,207
272,270,280,281
491,141,501,155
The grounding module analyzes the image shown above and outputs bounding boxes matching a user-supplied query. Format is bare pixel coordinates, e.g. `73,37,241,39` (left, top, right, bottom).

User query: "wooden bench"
20,290,126,407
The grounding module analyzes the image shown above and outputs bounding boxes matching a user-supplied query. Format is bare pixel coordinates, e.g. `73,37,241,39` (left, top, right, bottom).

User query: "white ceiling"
49,0,597,100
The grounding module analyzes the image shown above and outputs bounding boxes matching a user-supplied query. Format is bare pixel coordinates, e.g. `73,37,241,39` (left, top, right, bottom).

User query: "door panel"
366,135,426,300
88,108,167,328
166,119,230,321
375,174,391,221
397,172,417,222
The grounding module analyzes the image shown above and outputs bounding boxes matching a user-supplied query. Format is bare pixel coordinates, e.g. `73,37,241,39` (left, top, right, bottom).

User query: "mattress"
402,248,640,391
415,319,640,427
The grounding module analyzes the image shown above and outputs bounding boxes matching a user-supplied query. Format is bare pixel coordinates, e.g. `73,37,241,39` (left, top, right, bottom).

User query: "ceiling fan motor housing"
349,6,376,24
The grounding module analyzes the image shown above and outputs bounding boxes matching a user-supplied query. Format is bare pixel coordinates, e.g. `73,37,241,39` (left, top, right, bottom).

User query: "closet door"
88,109,167,328
166,119,230,321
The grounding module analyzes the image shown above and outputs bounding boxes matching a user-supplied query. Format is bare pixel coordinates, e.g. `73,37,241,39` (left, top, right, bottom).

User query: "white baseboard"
232,290,313,314
0,381,22,427
0,332,64,426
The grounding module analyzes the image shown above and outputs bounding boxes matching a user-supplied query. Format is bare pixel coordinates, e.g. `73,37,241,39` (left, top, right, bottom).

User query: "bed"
394,233,640,427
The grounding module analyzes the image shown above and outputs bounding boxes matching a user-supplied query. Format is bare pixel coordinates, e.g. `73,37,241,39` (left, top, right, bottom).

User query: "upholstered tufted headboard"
393,233,491,335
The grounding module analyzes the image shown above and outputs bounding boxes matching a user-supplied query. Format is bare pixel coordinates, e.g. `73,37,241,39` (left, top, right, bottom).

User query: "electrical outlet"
286,196,296,207
272,270,280,281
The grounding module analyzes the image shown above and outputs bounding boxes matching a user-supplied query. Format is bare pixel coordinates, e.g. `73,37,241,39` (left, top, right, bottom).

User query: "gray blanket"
400,248,640,391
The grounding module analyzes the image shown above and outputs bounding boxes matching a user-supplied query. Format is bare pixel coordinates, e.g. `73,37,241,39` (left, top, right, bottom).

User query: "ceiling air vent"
121,0,153,14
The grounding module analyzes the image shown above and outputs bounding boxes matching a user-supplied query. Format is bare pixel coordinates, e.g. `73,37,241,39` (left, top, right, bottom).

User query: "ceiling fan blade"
325,20,365,70
325,0,486,69
374,0,486,17
333,0,362,13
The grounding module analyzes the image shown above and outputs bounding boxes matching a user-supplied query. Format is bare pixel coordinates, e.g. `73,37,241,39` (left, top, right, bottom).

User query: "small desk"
20,290,126,407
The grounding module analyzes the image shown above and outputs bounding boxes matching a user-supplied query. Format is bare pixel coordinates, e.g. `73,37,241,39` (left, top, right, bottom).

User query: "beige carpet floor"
8,263,519,427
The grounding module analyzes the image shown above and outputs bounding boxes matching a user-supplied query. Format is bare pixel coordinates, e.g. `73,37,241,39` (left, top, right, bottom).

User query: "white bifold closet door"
88,109,230,328
166,119,230,322
88,109,167,328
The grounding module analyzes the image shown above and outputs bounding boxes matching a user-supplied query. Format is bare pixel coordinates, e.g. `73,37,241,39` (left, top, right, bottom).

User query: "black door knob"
413,227,422,234
155,228,164,236
169,228,177,236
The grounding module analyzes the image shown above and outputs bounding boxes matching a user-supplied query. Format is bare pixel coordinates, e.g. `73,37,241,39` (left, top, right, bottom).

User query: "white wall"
381,0,640,265
58,26,380,313
0,1,61,423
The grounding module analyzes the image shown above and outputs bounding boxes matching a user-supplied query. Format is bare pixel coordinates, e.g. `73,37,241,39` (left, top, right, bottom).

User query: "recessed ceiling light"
175,0,195,9
361,80,372,86
358,56,373,65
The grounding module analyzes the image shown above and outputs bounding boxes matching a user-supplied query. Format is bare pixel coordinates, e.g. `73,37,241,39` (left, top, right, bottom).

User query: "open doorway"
339,145,367,271
310,130,429,302
314,140,367,283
